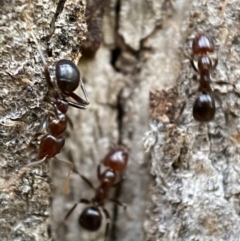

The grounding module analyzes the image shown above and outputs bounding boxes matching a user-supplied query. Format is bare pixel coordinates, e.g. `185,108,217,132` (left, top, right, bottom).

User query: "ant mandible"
59,146,129,237
0,13,89,189
189,32,217,122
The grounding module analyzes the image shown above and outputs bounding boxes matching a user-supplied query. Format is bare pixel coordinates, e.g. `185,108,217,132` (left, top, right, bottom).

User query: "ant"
59,145,129,238
0,13,89,189
189,32,217,122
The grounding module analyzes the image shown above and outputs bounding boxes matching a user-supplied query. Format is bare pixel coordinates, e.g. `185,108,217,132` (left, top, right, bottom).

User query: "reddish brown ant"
59,146,129,237
189,32,217,122
0,13,89,189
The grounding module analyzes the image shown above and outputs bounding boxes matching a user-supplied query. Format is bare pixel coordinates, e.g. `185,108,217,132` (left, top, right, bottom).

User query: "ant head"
102,146,129,172
56,59,80,93
79,206,102,231
192,33,214,55
193,93,215,122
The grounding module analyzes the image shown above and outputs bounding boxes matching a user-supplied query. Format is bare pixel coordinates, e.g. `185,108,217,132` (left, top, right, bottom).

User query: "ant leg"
75,170,95,191
53,158,74,195
213,80,236,90
0,157,47,190
166,101,186,138
109,198,134,220
97,164,101,180
80,77,90,104
212,79,238,98
27,156,48,168
190,59,198,73
66,78,90,109
58,199,91,230
66,114,74,130
102,208,111,238
0,166,30,189
67,99,87,109
211,92,230,124
183,51,198,73
64,199,90,221
109,198,127,212
63,203,78,221
36,115,48,134
67,92,89,109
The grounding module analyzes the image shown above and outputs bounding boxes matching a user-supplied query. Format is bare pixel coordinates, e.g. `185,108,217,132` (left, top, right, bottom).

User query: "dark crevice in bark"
110,47,122,72
47,0,67,42
110,88,126,241
114,0,121,29
47,224,52,239
109,0,128,240
110,182,124,241
109,0,124,145
109,0,121,72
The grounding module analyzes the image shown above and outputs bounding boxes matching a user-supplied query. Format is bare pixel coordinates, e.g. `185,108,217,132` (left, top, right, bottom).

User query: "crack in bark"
47,0,67,42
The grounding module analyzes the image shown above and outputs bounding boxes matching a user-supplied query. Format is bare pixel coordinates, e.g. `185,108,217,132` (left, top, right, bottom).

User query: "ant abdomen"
79,207,102,232
193,93,215,122
56,59,81,93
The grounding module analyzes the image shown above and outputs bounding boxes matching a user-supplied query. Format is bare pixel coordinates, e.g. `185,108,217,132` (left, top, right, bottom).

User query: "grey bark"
0,1,87,240
1,0,238,241
143,0,240,241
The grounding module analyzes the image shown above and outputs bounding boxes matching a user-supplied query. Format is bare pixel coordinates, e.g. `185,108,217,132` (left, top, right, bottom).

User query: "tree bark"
143,0,240,241
1,0,239,241
0,1,87,240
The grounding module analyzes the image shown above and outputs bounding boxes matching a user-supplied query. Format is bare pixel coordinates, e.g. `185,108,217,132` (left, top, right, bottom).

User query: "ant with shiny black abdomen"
59,145,129,238
0,13,89,189
189,32,217,122
168,32,220,136
25,10,89,161
167,32,218,136
179,32,236,125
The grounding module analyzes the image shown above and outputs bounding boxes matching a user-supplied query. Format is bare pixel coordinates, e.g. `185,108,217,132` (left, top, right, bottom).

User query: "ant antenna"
22,12,55,90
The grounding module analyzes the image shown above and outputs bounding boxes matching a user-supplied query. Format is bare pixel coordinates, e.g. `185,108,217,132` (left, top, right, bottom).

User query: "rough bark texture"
53,0,185,240
1,0,239,241
143,0,240,241
0,1,87,240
